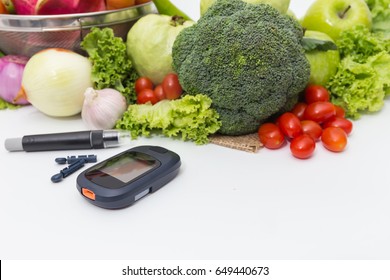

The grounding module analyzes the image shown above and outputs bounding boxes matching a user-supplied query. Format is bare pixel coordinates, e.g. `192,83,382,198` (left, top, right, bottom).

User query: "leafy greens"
327,25,390,118
115,94,221,144
81,27,139,104
365,0,390,37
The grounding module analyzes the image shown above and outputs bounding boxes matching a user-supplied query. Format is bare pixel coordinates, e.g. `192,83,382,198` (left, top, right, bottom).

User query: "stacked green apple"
300,0,373,87
301,0,372,41
301,0,390,119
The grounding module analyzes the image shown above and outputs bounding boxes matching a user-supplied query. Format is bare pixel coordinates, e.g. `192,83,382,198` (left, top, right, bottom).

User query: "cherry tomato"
135,77,154,94
321,127,348,152
137,88,159,104
162,73,183,100
304,101,336,123
304,85,330,104
258,123,285,149
323,117,353,135
301,120,322,141
334,105,346,118
278,112,302,138
154,84,166,101
291,102,307,121
290,134,316,159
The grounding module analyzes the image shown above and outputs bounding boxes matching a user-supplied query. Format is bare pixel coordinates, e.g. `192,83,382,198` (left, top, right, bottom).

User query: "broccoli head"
172,0,310,135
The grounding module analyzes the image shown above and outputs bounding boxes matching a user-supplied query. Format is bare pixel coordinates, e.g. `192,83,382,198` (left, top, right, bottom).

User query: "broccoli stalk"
172,0,310,135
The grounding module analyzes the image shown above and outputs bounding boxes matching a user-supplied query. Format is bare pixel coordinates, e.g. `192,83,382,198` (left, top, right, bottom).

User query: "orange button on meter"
82,188,96,200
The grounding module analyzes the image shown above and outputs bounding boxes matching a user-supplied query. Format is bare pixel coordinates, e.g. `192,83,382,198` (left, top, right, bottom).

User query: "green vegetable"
327,25,390,118
81,27,139,104
0,98,19,110
172,0,310,135
365,0,390,36
301,37,338,52
152,0,192,21
327,52,390,119
336,25,390,63
127,14,194,85
115,94,221,144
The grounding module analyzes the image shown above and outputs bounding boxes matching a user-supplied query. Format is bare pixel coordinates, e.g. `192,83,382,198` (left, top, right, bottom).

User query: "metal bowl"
0,2,157,57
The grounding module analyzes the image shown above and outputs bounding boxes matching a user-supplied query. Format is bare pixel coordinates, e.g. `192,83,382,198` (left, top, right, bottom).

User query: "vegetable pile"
2,0,390,154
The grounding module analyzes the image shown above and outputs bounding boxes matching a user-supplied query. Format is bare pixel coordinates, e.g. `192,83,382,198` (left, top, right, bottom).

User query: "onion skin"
20,48,92,117
0,55,30,105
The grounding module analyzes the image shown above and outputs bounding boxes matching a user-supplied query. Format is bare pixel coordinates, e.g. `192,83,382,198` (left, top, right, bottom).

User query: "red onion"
0,55,30,105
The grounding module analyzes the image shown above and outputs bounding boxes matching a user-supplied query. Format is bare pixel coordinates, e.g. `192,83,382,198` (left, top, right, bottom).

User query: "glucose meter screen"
98,152,158,184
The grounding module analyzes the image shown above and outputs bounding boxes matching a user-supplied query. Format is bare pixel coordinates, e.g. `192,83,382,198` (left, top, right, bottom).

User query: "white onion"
82,87,127,130
21,48,92,117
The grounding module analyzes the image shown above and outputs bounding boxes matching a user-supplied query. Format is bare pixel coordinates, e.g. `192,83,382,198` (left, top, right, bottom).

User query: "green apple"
200,0,290,16
304,30,340,86
301,0,372,41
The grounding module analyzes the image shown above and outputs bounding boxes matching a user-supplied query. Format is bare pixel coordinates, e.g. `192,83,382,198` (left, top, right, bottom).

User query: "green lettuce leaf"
327,51,390,119
115,94,221,144
0,98,20,110
365,0,390,36
81,27,139,104
336,25,390,63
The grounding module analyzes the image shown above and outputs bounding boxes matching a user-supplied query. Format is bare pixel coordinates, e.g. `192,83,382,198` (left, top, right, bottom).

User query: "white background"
1,0,390,261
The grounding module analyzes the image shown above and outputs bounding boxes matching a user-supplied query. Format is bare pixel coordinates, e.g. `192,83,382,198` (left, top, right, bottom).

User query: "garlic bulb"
81,87,127,130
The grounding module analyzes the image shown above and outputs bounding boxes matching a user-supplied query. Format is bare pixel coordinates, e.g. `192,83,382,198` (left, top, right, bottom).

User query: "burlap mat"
209,133,263,153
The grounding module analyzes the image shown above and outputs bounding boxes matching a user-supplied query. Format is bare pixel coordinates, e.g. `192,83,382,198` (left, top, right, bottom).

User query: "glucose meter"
76,145,181,209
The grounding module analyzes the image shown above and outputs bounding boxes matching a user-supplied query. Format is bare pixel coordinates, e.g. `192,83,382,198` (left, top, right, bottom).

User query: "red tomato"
334,105,346,118
162,73,183,100
154,84,166,101
137,88,159,104
290,134,316,159
323,117,353,135
258,123,285,149
321,127,348,152
291,102,307,121
304,101,336,123
278,112,302,138
301,120,322,141
135,77,154,94
304,85,330,103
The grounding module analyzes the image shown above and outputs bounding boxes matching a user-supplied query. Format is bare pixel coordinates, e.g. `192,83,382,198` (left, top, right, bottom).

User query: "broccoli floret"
172,0,310,135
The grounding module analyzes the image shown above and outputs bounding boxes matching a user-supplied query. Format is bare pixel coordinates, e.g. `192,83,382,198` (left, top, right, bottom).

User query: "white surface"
1,0,390,260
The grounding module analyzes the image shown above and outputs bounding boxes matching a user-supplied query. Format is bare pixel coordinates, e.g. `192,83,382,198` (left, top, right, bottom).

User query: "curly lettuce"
365,0,390,36
115,94,221,144
81,27,138,104
326,25,390,118
327,52,390,118
336,25,390,62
